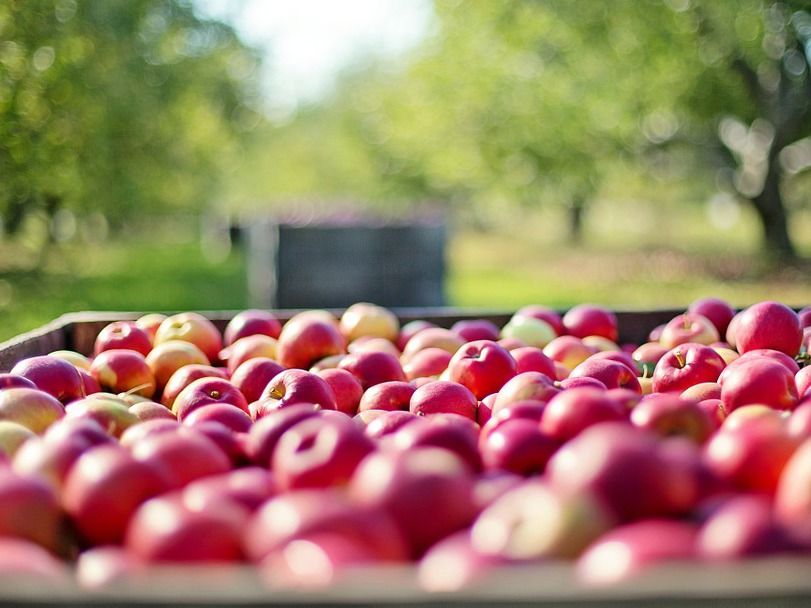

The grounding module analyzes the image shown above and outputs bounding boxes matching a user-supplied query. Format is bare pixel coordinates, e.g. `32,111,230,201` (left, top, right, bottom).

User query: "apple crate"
1,308,811,607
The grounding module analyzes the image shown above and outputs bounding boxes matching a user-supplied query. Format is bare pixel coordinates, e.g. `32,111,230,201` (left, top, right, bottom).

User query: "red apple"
183,467,277,514
681,381,722,402
90,349,156,398
720,358,798,412
651,343,726,394
93,321,152,357
145,340,210,390
516,305,565,336
0,468,62,552
479,418,558,476
135,313,167,342
390,414,481,472
563,304,618,342
276,316,346,370
0,374,36,392
401,327,464,360
76,546,143,590
477,393,496,426
172,377,249,420
418,531,509,592
397,320,436,352
129,401,175,422
363,410,419,439
65,395,139,437
315,368,363,416
688,297,736,337
183,402,253,433
569,358,641,393
631,394,713,443
10,356,85,404
446,340,517,400
543,336,598,371
659,313,720,349
558,376,607,391
509,346,556,378
358,380,415,413
721,349,800,378
224,309,282,345
154,312,223,363
337,350,406,389
451,319,501,342
0,388,65,434
402,347,452,380
735,301,802,356
160,364,229,408
221,335,278,374
410,380,477,420
541,388,627,442
339,302,399,343
119,418,180,449
255,369,337,416
492,372,559,415
230,358,284,405
632,342,669,377
244,404,321,467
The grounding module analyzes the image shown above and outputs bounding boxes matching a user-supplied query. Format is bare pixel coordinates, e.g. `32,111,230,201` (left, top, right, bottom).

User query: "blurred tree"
0,0,260,242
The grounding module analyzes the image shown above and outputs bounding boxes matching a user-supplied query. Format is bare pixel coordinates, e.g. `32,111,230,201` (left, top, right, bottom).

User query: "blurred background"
2,0,811,340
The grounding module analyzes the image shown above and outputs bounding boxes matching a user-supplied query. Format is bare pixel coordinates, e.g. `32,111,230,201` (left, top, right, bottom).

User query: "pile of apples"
0,299,810,591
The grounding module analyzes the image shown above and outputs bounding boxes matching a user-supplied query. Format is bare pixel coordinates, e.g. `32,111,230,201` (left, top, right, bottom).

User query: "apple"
161,364,229,408
509,347,557,378
402,328,465,362
48,351,92,372
183,403,253,433
632,342,669,377
720,358,798,412
515,305,565,336
172,377,249,420
498,337,527,351
255,369,337,416
697,399,726,430
659,313,720,349
276,316,346,370
446,340,517,400
631,394,713,443
358,380,415,413
230,358,284,405
688,297,736,337
587,350,637,373
76,546,143,590
65,395,139,438
649,324,666,342
77,369,101,397
541,388,627,442
90,349,156,398
244,404,321,468
363,410,419,439
119,418,179,449
0,374,36,391
145,340,210,391
337,350,406,389
721,349,800,378
576,519,698,586
10,356,85,404
154,312,223,363
129,401,175,422
62,444,170,544
339,302,399,343
500,315,556,349
558,376,607,391
651,343,726,394
410,380,478,420
135,313,167,342
451,319,501,342
542,336,599,371
397,320,436,352
418,531,509,592
314,368,363,416
93,321,152,357
479,418,558,475
0,468,62,552
0,388,65,434
799,306,811,329
481,401,547,444
582,335,621,352
477,393,496,426
183,467,276,515
471,480,614,560
349,447,479,558
402,347,452,380
272,415,375,490
390,414,482,472
473,471,524,511
221,335,278,374
492,372,559,415
562,304,618,342
308,354,345,372
224,309,282,345
734,301,802,356
346,336,401,357
775,438,811,543
680,381,722,402
568,359,641,393
0,422,35,459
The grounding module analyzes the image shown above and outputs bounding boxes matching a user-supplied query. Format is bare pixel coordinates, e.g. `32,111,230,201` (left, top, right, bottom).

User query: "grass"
1,202,810,342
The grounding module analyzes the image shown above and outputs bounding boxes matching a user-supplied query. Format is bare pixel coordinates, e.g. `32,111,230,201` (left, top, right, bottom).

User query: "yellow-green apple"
516,305,565,336
276,316,346,370
410,380,478,420
500,315,555,349
569,359,641,393
0,388,64,434
492,372,560,415
510,346,556,378
632,342,669,377
363,410,419,439
337,350,406,389
93,321,152,357
171,377,249,421
563,304,618,342
479,418,558,475
0,469,62,552
135,313,167,342
255,369,337,416
315,369,362,416
402,327,464,360
417,531,509,593
631,394,713,443
397,320,436,352
577,520,698,586
719,359,798,412
451,319,501,343
541,388,627,442
688,297,736,337
347,336,401,357
145,340,209,391
339,302,399,343
651,343,726,394
0,374,36,391
0,422,34,459
10,356,85,404
65,395,139,438
402,347,452,380
90,349,156,398
543,336,598,370
734,301,802,356
221,335,278,374
183,403,252,433
349,447,478,558
390,414,481,472
659,313,720,349
681,381,722,402
154,312,223,363
161,364,229,408
471,480,613,561
224,309,282,346
272,415,375,490
48,351,92,372
63,444,170,545
129,400,175,422
244,404,321,467
446,340,517,400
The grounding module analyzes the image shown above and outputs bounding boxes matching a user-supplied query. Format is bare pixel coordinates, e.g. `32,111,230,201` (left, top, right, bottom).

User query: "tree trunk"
751,157,796,261
567,195,585,244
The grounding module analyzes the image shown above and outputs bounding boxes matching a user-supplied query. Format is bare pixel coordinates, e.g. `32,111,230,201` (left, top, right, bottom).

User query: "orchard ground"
2,201,811,342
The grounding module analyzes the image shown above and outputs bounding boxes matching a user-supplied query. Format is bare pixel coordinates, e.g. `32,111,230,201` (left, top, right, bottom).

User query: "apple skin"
0,538,68,581
390,414,482,473
509,347,557,378
363,410,419,439
0,468,62,552
688,297,736,337
229,358,285,405
182,467,276,516
775,438,811,544
516,305,565,336
481,401,547,444
126,494,244,563
541,388,627,442
224,309,282,346
721,349,800,379
588,350,638,374
446,340,517,400
276,317,346,370
272,415,375,490
651,343,726,394
0,422,35,459
0,388,65,434
183,403,253,433
0,374,37,392
451,319,501,342
244,404,321,468
577,519,698,586
119,419,180,449
358,381,415,413
402,347,453,381
402,328,465,361
479,418,558,475
10,356,85,404
255,369,337,416
49,350,93,372
347,336,401,357
410,380,478,420
659,313,720,349
221,335,278,374
793,394,811,436
63,444,170,545
569,359,641,393
500,315,556,349
337,350,406,390
799,306,811,329
631,342,669,377
681,381,722,402
349,447,479,558
145,340,210,391
90,349,156,398
76,546,143,590
697,399,726,430
135,313,167,342
160,364,229,409
631,394,713,444
154,312,223,363
171,377,249,421
543,336,598,371
397,320,436,352
720,359,798,412
93,321,152,357
129,401,175,422
315,368,363,416
418,530,510,592
492,372,559,416
735,301,802,356
563,304,618,342
77,369,101,397
339,303,399,343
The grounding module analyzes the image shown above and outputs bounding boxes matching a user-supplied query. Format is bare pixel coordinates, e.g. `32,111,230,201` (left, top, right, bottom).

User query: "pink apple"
446,340,517,400
129,401,175,422
558,376,607,391
797,367,811,400
244,404,321,467
515,305,565,336
346,336,400,357
181,467,276,517
651,343,726,394
337,350,406,389
659,313,720,349
410,380,478,420
510,346,556,378
775,438,811,543
93,321,152,357
720,358,798,412
276,316,346,370
77,369,100,396
224,309,282,345
396,320,436,352
171,377,249,421
363,410,419,439
0,468,62,552
145,340,210,391
492,372,559,415
0,374,36,392
498,337,527,351
402,347,452,380
183,402,253,432
569,358,641,393
315,368,363,416
588,350,637,374
390,414,482,472
631,394,713,443
10,356,85,404
477,393,496,426
229,358,284,405
358,380,415,413
154,312,223,363
135,313,167,342
255,369,337,416
90,349,156,398
721,349,800,378
631,342,669,377
479,418,558,475
799,306,811,329
76,546,143,590
541,388,627,442
451,319,501,342
688,297,736,337
418,531,509,592
697,399,726,430
562,304,618,342
161,364,229,408
402,327,464,360
0,388,65,434
681,381,722,402
735,301,802,356
221,335,278,374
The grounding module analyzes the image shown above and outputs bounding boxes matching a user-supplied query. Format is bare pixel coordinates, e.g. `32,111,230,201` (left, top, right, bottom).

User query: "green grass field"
2,203,810,343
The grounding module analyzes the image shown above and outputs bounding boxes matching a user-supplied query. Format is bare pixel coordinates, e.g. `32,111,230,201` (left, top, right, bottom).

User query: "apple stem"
674,349,685,368
122,383,153,396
